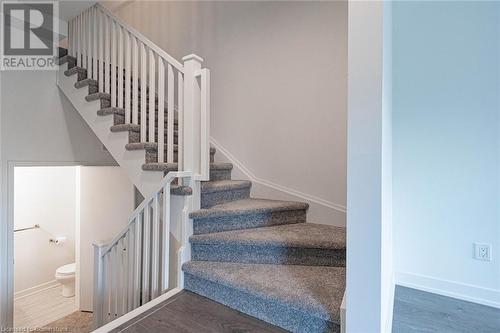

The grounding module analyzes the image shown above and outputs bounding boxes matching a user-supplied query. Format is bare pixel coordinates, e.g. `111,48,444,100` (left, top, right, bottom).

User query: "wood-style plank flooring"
14,285,77,329
110,291,287,333
393,285,500,333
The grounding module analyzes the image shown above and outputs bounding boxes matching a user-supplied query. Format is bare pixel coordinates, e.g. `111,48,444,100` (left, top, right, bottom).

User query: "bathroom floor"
14,284,77,329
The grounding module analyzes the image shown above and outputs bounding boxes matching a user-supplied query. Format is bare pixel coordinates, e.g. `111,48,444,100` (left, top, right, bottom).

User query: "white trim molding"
210,138,346,218
14,280,60,301
395,271,500,309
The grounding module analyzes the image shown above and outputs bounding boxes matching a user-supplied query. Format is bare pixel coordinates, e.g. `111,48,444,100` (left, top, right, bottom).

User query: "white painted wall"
13,167,77,294
100,0,348,226
77,166,134,312
392,1,500,308
347,2,394,332
0,70,116,326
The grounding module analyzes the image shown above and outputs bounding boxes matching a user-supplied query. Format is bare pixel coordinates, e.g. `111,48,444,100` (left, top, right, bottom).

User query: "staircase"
58,4,345,333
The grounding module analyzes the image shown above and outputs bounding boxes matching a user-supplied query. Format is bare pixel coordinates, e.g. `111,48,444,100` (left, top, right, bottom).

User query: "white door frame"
3,161,84,328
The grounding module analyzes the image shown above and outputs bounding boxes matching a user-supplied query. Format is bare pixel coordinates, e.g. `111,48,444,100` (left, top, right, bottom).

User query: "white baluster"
200,68,211,180
76,15,80,66
67,20,72,58
116,238,124,316
92,6,98,80
167,64,174,163
157,59,165,163
132,38,139,125
124,32,131,124
161,183,171,292
141,205,150,304
111,246,118,319
148,50,156,143
104,253,111,323
87,8,94,79
133,215,142,308
82,11,87,70
98,9,104,92
140,44,147,142
89,9,93,74
177,72,184,171
151,195,160,298
118,25,124,109
81,11,85,69
111,21,117,107
127,224,135,311
104,14,110,94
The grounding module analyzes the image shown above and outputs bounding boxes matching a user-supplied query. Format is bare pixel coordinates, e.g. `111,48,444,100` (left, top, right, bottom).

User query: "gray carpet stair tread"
142,162,232,172
183,261,345,323
86,92,111,101
98,107,179,123
190,198,309,219
110,124,179,134
75,78,98,88
190,223,345,249
126,142,215,154
170,184,193,196
64,66,86,76
201,180,252,193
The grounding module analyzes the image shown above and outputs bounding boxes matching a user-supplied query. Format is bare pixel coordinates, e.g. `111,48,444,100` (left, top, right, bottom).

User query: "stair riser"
184,274,340,333
146,150,214,164
193,210,307,235
209,169,232,181
201,187,250,209
191,244,345,266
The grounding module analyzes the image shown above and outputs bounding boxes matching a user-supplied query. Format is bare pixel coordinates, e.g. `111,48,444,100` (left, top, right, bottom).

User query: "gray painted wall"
102,0,348,226
393,1,500,308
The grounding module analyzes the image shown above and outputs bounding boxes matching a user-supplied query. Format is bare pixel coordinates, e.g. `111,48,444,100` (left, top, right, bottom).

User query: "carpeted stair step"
183,261,344,333
126,142,215,164
142,162,233,181
64,66,87,81
110,124,179,145
201,180,252,208
190,198,308,234
98,107,178,126
190,223,345,266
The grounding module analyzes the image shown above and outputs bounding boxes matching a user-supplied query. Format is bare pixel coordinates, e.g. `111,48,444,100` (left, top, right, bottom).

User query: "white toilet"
55,263,76,297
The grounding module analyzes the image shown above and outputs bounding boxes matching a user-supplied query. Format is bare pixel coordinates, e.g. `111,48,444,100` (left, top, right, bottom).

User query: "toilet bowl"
55,263,76,297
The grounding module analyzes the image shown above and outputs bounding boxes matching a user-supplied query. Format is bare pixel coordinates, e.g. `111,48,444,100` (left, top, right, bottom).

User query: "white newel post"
92,241,107,329
182,54,203,176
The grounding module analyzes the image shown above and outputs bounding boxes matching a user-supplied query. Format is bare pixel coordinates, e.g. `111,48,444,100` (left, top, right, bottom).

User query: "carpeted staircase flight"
58,48,346,333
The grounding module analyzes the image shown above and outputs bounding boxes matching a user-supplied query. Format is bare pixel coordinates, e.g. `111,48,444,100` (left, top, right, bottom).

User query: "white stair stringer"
57,63,165,198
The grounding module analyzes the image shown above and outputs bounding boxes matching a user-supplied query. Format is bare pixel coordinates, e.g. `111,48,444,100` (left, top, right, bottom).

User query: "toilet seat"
56,263,76,276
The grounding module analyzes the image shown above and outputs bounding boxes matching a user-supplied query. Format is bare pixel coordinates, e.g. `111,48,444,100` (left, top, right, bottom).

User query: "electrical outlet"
474,243,492,261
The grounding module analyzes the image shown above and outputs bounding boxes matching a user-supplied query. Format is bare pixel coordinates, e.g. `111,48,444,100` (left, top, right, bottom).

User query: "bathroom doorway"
10,165,135,330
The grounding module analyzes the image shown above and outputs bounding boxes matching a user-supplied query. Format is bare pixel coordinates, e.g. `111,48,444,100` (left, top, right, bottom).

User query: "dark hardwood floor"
393,285,500,333
110,291,287,333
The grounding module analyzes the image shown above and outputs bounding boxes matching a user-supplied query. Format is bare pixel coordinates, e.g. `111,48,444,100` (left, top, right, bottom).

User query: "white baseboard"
210,138,346,226
395,271,500,309
14,280,60,301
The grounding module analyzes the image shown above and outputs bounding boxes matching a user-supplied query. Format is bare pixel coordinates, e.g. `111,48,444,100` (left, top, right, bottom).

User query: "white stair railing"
65,3,210,329
67,3,210,176
92,171,192,326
